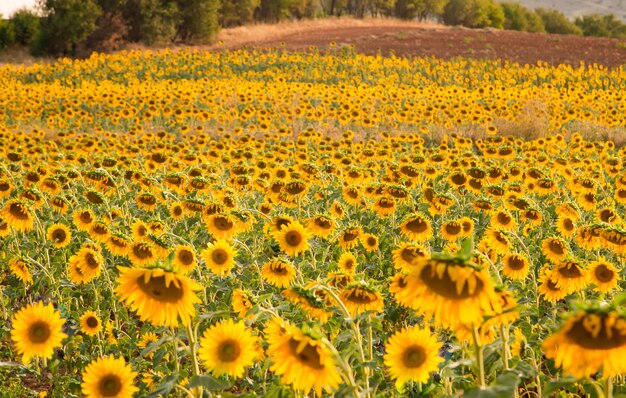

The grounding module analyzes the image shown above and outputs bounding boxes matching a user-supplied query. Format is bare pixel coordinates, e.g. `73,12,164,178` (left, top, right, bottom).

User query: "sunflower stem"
606,377,613,398
471,326,486,387
500,324,510,370
186,322,203,398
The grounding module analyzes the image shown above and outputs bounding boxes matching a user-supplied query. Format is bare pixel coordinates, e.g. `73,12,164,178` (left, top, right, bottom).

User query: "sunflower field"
1,48,626,398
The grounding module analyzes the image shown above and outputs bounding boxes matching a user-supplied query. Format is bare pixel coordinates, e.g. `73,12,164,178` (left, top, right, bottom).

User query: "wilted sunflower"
273,221,310,256
199,318,260,378
543,310,626,378
80,310,103,336
9,257,33,284
262,259,296,288
541,237,568,263
11,301,67,364
384,325,443,388
46,223,72,248
588,258,619,292
501,253,530,280
339,284,384,316
1,199,34,232
115,266,202,327
400,214,433,242
172,245,197,274
403,257,501,328
392,243,428,272
81,355,138,398
267,325,341,396
307,215,336,239
201,239,237,277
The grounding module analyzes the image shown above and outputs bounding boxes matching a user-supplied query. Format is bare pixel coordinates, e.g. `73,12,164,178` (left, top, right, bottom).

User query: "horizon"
1,0,36,17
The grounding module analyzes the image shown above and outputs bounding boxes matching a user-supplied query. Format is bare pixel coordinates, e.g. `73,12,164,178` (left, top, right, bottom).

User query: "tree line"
0,0,625,56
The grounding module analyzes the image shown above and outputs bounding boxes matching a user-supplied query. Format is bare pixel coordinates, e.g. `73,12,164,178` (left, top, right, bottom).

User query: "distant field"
518,0,626,21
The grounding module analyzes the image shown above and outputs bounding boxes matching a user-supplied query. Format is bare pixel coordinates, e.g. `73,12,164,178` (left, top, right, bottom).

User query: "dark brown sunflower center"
445,223,461,235
86,316,99,328
139,195,156,205
178,250,194,265
133,244,153,259
214,216,234,231
92,224,108,235
342,259,355,270
286,184,305,195
594,264,614,283
285,231,303,246
218,339,241,362
212,249,228,265
566,317,626,350
271,263,289,275
378,198,395,208
315,218,331,229
419,263,485,299
79,212,93,224
401,248,423,263
405,219,429,233
137,274,184,303
497,213,511,225
9,203,29,220
557,263,583,278
599,210,616,222
342,231,358,242
289,338,325,370
450,174,466,185
275,219,291,230
29,321,51,344
86,192,104,204
85,253,100,269
99,375,122,397
366,237,377,246
507,256,526,270
173,206,183,216
562,218,574,230
346,289,376,304
403,346,426,368
548,241,565,255
52,228,67,242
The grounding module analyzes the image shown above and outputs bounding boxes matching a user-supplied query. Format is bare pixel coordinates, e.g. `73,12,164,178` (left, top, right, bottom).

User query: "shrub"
501,2,544,32
0,16,16,50
535,8,582,35
9,8,40,46
575,13,626,39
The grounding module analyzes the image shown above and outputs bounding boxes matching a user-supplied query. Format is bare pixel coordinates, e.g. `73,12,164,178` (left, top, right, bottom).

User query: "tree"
442,0,504,29
220,0,260,27
124,0,180,44
394,0,446,21
9,8,40,46
0,15,16,50
36,0,102,55
501,2,544,32
575,13,626,39
535,8,582,35
176,0,220,41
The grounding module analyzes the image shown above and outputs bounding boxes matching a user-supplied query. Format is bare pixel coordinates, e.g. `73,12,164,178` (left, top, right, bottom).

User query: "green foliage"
220,0,260,27
36,0,102,55
442,0,504,29
394,0,446,21
0,16,16,50
535,8,582,35
575,13,626,39
9,9,40,46
176,0,220,40
124,0,180,44
501,2,544,33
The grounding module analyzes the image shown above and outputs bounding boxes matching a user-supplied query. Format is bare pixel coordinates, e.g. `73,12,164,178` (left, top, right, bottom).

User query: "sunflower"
0,218,10,238
262,259,296,288
9,257,33,284
490,208,516,231
588,258,619,292
232,289,254,319
204,213,239,239
372,196,397,217
501,253,530,280
201,239,237,277
575,225,605,251
339,284,384,316
198,318,260,378
169,202,186,220
282,287,331,323
384,325,443,388
273,221,310,257
73,209,95,231
337,252,358,274
10,301,67,364
128,241,159,267
130,220,150,242
338,226,362,250
556,215,576,238
481,228,512,255
88,221,111,243
403,257,501,328
392,242,428,272
81,355,138,398
1,199,34,232
267,325,341,396
541,237,568,263
400,214,433,242
325,272,355,289
550,260,589,293
80,311,103,336
542,310,626,378
68,247,105,283
115,266,202,327
46,223,72,248
440,221,463,241
537,270,569,303
106,234,132,257
172,245,197,274
307,215,336,239
329,201,345,219
360,233,379,252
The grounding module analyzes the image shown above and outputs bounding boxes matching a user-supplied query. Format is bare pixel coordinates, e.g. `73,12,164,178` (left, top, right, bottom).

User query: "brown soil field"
210,18,626,67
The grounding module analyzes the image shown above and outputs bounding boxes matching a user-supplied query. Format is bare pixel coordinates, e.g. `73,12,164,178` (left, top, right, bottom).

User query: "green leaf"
146,374,178,398
188,374,231,391
543,376,578,395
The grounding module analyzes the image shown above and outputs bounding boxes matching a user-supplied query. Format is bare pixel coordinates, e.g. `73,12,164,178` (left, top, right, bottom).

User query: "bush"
442,0,504,29
9,9,40,46
176,0,220,40
501,2,544,32
0,16,16,50
394,0,446,21
124,0,180,44
575,13,626,39
535,8,582,35
38,0,102,55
